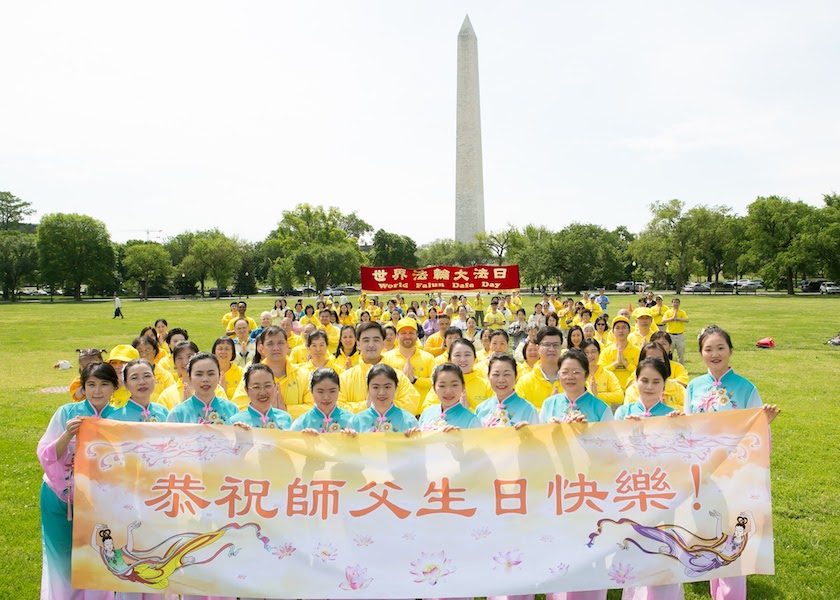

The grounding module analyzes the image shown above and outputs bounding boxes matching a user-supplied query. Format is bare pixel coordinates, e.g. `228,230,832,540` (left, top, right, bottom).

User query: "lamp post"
632,261,637,294
245,272,250,299
181,273,186,299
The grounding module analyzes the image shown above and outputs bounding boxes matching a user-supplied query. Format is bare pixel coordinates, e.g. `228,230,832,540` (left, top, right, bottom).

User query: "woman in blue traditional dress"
684,326,778,600
346,364,419,434
38,362,119,600
166,352,238,425
290,368,353,433
419,363,481,431
227,364,292,429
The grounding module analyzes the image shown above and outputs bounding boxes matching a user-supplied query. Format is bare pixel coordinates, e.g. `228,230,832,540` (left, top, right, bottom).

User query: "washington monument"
455,15,485,243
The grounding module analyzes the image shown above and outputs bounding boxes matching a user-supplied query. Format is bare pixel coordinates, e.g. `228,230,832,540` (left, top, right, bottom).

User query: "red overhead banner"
361,265,520,293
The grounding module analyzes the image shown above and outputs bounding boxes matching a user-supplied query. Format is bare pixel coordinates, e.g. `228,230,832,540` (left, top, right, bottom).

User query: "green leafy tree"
0,192,35,230
416,239,490,268
0,232,38,300
123,242,173,299
631,200,694,292
800,193,840,282
553,224,625,292
684,206,734,283
745,196,815,294
476,228,517,266
234,242,259,296
369,230,418,267
184,230,241,298
36,214,115,300
507,226,555,291
267,257,297,293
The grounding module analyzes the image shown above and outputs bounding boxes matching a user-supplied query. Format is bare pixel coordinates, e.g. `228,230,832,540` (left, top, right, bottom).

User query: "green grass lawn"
2,294,838,598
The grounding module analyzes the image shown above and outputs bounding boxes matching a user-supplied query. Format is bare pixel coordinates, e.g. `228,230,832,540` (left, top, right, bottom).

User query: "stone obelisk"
455,14,485,243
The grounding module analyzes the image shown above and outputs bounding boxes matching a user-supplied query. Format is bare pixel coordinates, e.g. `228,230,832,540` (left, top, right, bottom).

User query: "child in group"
68,347,105,401
227,364,292,429
291,368,353,432
419,363,481,431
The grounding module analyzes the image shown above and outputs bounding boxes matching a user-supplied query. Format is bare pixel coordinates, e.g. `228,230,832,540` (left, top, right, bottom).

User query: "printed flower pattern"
273,543,296,559
313,542,338,562
493,550,524,572
608,562,635,585
410,551,455,585
482,404,512,428
354,534,374,547
471,527,491,540
339,565,373,590
696,385,737,413
549,563,569,576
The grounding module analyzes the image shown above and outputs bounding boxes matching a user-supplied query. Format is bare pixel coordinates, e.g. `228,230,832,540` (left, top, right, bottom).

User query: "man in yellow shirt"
225,301,257,335
514,326,564,409
598,315,641,391
317,308,341,354
483,299,506,330
649,295,666,327
383,318,435,405
661,298,690,365
280,317,303,350
628,308,655,348
423,313,451,357
339,321,420,414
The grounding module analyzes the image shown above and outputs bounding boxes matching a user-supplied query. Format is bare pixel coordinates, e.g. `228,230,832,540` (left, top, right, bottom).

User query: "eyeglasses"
248,384,275,393
539,342,563,349
559,370,584,377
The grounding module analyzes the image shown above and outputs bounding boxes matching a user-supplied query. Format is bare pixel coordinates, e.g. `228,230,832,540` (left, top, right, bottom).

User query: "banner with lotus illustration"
72,411,773,597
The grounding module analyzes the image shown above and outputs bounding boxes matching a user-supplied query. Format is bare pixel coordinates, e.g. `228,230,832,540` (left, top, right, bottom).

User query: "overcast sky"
2,2,838,246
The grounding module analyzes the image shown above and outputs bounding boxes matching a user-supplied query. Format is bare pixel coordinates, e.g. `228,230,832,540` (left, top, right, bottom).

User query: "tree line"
1,191,838,301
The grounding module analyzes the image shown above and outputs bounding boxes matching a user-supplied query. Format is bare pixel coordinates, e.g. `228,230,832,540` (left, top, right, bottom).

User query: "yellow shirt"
221,311,237,330
286,332,304,350
586,366,624,407
628,330,654,348
227,315,257,332
662,309,688,335
299,357,344,381
598,344,642,391
290,344,309,365
473,296,485,311
336,351,361,371
421,371,493,412
382,348,436,405
650,304,666,326
623,378,686,411
423,331,446,357
318,324,341,354
230,359,312,419
220,363,244,399
338,314,357,327
156,354,178,380
514,363,563,410
338,359,421,415
584,300,602,319
157,381,229,411
483,311,506,330
299,314,318,327
669,360,689,386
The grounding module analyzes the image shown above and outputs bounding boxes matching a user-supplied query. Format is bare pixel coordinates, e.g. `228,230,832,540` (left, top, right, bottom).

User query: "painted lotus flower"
313,542,338,562
354,534,374,547
402,532,416,541
540,534,554,543
608,562,635,584
339,565,373,590
549,563,569,576
493,550,524,572
273,543,296,559
410,551,455,585
471,527,491,540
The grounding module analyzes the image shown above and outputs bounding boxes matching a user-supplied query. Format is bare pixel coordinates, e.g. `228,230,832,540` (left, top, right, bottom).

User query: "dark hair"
488,354,518,377
356,321,384,339
238,301,247,309
516,307,527,317
123,358,155,380
545,313,560,327
447,338,477,360
581,309,592,318
81,362,119,388
154,318,168,327
438,312,451,322
433,362,465,386
336,325,358,358
244,363,275,387
579,339,602,354
186,352,219,376
230,301,238,307
304,304,315,315
172,340,200,361
698,325,733,352
522,339,538,358
131,335,159,353
594,316,608,329
650,331,672,346
77,348,105,362
319,308,332,317
636,357,670,381
639,343,671,378
490,329,509,342
212,336,236,355
310,367,341,389
139,326,158,345
253,326,287,365
306,330,328,347
536,326,564,345
367,363,398,386
567,326,584,348
444,326,463,339
559,348,589,377
165,327,189,345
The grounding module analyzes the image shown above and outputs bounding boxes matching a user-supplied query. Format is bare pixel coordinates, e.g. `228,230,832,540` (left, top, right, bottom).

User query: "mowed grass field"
1,294,839,599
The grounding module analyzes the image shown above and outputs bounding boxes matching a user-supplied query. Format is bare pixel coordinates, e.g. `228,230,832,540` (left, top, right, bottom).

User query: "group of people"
40,290,780,600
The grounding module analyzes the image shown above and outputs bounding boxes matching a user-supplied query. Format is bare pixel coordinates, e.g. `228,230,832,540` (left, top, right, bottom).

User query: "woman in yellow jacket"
338,303,357,327
298,305,318,327
650,331,690,386
622,343,686,410
335,325,361,371
131,335,176,404
581,339,624,409
212,336,244,399
298,330,344,381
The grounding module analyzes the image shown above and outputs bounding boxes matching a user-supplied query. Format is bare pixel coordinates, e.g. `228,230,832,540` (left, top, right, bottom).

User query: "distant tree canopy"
5,194,840,300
